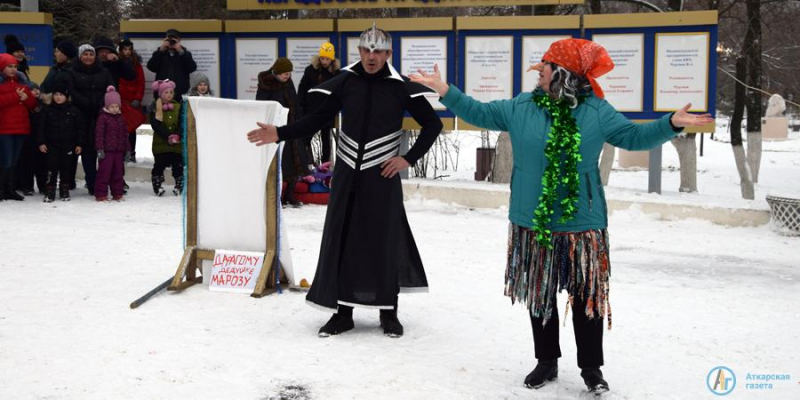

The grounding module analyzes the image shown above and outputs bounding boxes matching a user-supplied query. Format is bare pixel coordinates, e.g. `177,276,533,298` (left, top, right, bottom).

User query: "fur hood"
310,55,340,74
257,70,291,91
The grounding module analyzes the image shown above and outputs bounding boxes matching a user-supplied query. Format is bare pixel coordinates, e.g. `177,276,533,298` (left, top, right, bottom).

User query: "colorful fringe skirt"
505,223,611,328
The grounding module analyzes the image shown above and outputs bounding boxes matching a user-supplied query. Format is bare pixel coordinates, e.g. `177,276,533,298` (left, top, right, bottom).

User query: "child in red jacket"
0,53,37,201
94,86,130,201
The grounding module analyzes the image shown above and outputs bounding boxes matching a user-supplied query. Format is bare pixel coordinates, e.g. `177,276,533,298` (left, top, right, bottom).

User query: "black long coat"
297,56,340,130
256,71,309,180
277,61,443,311
65,59,115,149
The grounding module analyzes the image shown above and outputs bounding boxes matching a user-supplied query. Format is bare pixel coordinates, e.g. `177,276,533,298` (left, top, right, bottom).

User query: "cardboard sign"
209,250,265,293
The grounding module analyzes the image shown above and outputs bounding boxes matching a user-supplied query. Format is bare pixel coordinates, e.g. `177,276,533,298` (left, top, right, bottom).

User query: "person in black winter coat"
93,36,135,87
256,57,309,207
17,82,47,195
41,39,78,95
146,29,197,101
64,44,115,195
297,43,341,163
37,82,85,202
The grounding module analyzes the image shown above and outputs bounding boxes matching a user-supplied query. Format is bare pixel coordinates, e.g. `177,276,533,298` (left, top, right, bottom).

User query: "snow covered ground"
1,187,799,399
1,120,799,399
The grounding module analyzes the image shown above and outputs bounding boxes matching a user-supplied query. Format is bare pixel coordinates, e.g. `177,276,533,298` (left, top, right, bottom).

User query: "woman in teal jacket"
411,38,712,394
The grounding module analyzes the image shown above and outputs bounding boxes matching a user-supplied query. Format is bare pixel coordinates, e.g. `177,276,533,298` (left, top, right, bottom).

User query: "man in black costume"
247,24,443,338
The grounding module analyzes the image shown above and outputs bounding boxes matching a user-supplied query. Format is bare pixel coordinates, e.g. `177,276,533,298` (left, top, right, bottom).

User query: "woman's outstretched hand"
247,122,279,146
409,64,449,97
671,103,715,128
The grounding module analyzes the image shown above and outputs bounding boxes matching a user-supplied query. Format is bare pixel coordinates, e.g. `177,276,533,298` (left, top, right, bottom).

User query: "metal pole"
648,146,662,194
20,0,39,12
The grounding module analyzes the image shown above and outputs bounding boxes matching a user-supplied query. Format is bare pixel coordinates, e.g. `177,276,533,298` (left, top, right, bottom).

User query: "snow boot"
123,180,129,195
59,184,70,201
524,359,558,389
43,184,56,202
152,175,165,196
173,175,184,196
318,313,355,337
581,368,609,395
1,168,24,201
379,309,403,338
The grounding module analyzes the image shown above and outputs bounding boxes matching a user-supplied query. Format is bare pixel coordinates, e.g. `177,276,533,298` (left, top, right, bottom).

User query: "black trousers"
152,153,183,179
530,297,604,369
128,132,137,155
17,134,47,192
46,149,75,187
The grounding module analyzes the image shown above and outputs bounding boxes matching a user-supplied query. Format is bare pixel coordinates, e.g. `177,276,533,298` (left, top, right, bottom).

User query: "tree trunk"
667,0,682,11
599,143,615,186
747,131,762,183
589,0,602,14
745,0,763,183
670,134,697,192
731,56,755,200
492,132,513,184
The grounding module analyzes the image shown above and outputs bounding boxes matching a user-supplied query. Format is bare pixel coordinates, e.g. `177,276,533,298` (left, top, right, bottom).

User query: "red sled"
282,182,330,205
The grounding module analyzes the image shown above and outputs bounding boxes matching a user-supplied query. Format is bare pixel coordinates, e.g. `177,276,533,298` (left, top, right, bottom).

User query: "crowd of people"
0,29,216,203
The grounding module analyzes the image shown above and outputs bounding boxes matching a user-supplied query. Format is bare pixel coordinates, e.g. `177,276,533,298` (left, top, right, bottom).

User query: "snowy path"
1,186,798,399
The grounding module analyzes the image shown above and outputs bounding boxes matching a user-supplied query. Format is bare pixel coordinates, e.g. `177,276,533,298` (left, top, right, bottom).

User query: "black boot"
379,309,403,338
524,359,558,389
1,168,24,201
581,368,609,394
59,183,70,201
152,175,165,196
43,184,56,203
173,175,184,196
318,311,354,337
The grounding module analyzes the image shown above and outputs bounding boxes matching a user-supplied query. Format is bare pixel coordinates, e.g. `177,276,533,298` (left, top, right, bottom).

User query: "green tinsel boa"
531,92,586,248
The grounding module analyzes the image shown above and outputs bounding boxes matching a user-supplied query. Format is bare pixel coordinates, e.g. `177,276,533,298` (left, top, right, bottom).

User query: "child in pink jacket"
94,86,130,201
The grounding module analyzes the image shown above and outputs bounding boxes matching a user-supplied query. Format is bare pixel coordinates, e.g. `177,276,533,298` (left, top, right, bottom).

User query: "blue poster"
0,24,53,67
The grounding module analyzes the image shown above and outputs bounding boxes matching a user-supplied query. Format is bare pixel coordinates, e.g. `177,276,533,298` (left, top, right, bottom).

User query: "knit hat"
56,40,78,59
27,81,40,91
78,44,95,56
319,42,335,59
104,86,121,108
4,34,24,54
166,29,181,39
92,36,117,54
271,57,293,75
52,81,69,97
118,39,134,49
151,79,176,97
528,38,614,99
0,53,17,71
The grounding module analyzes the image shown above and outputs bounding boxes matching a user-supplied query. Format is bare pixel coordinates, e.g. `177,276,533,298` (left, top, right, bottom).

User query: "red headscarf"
529,38,614,99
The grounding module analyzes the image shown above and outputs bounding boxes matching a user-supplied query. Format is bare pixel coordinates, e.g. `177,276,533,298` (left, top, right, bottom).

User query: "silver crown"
358,22,392,53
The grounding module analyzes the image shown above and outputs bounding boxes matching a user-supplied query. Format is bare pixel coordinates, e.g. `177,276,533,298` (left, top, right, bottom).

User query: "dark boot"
581,368,609,394
379,309,403,338
2,168,24,201
43,184,56,203
524,359,558,389
152,175,165,196
173,175,184,196
318,311,354,337
59,184,70,201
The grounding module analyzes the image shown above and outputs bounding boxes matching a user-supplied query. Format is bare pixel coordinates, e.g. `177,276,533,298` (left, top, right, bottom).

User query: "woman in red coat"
118,40,145,163
0,53,37,200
